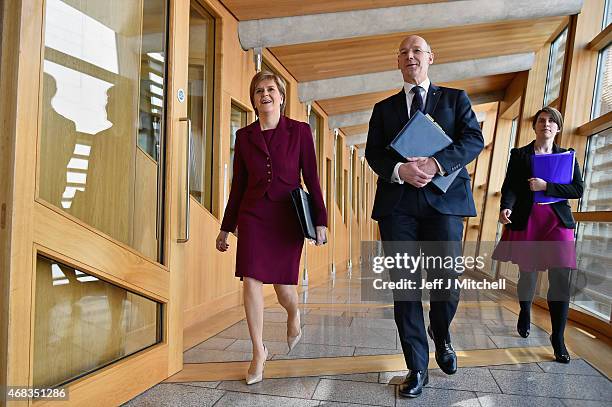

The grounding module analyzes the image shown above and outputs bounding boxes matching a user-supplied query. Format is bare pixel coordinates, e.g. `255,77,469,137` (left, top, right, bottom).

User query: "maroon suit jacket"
221,116,327,233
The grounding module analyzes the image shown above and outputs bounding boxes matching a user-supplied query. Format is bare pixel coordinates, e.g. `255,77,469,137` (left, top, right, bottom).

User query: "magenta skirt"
492,204,576,271
235,194,304,285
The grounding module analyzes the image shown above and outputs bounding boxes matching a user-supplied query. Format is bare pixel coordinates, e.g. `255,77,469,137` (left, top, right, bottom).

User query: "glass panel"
574,222,612,321
229,103,247,182
187,5,215,210
592,44,612,119
544,28,568,106
604,0,612,28
39,0,166,261
309,109,324,176
33,255,161,388
581,129,612,211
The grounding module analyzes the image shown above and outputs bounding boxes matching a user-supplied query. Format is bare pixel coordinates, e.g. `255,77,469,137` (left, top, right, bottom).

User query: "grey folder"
388,110,461,193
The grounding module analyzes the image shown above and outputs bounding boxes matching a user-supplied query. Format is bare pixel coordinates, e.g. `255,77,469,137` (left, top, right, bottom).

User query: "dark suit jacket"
221,115,327,233
365,85,484,219
500,141,583,230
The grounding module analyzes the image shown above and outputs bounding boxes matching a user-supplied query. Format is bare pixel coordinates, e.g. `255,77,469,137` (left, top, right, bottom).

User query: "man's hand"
410,157,438,176
398,160,434,188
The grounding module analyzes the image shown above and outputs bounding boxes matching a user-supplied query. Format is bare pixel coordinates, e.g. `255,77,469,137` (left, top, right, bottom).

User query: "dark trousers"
378,190,464,371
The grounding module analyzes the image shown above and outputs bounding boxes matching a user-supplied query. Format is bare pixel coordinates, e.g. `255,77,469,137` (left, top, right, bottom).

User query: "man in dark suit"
365,35,484,398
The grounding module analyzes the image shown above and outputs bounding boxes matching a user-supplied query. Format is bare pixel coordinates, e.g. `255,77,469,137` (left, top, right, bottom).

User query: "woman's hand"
528,177,547,191
499,209,512,224
315,226,327,246
216,231,230,252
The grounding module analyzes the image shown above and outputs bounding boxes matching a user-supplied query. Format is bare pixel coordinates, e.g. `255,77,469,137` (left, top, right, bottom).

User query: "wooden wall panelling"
516,44,551,147
464,104,498,258
0,0,17,398
270,17,567,82
4,0,44,396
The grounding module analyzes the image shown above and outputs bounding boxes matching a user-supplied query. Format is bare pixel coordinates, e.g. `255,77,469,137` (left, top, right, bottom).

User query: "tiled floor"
125,270,612,406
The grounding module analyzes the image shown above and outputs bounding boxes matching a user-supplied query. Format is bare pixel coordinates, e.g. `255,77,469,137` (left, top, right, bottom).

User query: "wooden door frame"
1,0,188,404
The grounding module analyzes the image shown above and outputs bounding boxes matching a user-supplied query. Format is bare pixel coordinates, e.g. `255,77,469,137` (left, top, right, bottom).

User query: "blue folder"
388,110,460,193
531,150,575,204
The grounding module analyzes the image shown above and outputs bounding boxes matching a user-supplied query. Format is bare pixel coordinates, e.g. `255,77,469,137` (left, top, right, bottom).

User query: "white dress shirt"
391,78,445,184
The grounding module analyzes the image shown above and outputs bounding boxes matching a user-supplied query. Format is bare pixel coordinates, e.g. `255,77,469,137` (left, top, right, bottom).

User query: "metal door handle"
178,117,191,243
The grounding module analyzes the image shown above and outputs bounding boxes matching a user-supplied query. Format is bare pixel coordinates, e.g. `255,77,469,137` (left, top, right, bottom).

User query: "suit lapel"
269,115,292,152
425,84,442,115
248,120,269,156
392,89,409,125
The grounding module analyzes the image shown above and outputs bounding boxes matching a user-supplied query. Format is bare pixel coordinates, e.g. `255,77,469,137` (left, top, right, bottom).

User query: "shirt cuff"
431,157,446,176
392,162,404,184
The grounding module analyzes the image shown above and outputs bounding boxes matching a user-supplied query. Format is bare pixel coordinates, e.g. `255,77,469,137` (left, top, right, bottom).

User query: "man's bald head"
397,35,434,85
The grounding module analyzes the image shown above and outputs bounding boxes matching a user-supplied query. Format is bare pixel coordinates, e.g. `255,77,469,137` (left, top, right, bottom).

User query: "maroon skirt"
235,194,304,284
492,204,576,271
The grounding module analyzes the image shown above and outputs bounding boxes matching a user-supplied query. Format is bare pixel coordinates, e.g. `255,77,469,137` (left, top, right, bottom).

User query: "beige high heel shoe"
287,311,302,351
245,345,268,385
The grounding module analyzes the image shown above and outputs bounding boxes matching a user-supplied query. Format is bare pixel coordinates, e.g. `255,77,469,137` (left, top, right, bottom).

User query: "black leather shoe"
549,335,570,364
427,325,457,375
517,309,530,338
398,370,429,398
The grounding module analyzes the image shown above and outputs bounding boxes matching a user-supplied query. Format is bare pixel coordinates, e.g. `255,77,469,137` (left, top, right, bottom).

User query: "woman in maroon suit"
215,71,327,384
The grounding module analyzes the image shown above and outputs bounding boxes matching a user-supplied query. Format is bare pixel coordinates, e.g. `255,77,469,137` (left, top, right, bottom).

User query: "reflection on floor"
125,270,612,406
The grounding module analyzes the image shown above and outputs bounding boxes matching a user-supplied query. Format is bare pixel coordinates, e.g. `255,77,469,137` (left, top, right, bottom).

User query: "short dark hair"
532,106,563,132
249,70,287,115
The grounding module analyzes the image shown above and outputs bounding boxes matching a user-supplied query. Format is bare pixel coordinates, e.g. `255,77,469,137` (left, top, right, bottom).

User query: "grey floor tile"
319,373,380,383
183,347,252,363
214,391,319,407
176,381,220,389
426,367,502,393
123,383,224,406
350,317,397,330
396,388,480,406
183,337,235,352
317,402,380,407
273,342,355,359
488,335,551,348
449,323,494,335
560,399,612,407
217,321,289,342
306,310,346,317
302,314,354,327
485,324,549,337
301,325,397,349
312,378,395,406
217,377,320,399
353,347,402,356
488,362,545,372
489,369,612,401
477,392,565,407
451,334,498,350
227,339,290,355
379,370,408,384
537,359,605,376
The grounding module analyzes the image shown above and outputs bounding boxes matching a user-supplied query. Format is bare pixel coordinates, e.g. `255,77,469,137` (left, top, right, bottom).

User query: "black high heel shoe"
549,335,570,364
517,309,530,338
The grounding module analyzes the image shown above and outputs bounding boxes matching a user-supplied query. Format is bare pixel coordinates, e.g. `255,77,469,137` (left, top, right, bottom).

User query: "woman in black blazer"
494,107,583,364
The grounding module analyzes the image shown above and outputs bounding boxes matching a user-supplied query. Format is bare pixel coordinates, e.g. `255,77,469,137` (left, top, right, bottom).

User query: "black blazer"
500,141,584,230
365,85,484,219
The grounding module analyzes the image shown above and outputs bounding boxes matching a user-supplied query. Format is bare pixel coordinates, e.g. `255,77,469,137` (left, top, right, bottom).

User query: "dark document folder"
388,110,460,193
531,150,575,204
291,187,317,240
